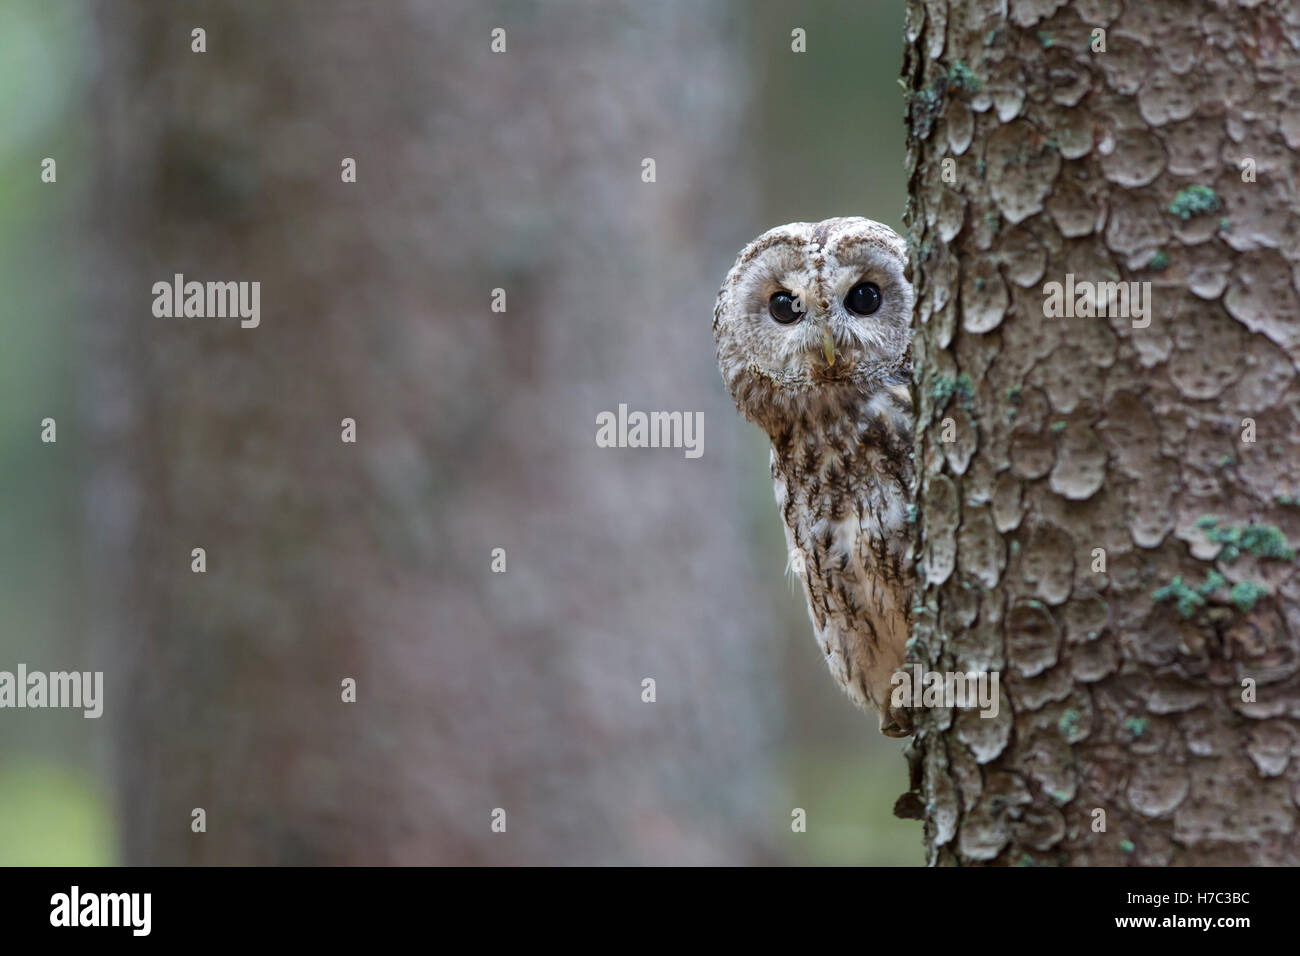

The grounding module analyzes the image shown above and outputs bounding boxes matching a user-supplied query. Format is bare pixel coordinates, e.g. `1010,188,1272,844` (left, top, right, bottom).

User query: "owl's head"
712,217,913,435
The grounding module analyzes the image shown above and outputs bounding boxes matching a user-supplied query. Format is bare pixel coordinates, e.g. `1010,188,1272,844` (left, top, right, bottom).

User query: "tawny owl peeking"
713,217,916,737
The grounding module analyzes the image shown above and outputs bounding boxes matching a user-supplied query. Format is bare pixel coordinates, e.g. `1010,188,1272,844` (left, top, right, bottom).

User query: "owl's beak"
820,326,837,367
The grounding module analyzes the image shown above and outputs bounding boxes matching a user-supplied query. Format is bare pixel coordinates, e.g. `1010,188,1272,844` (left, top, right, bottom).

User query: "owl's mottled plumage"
713,217,916,736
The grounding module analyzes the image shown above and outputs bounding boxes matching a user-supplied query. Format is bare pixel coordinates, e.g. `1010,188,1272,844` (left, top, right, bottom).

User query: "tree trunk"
84,0,781,864
903,0,1300,864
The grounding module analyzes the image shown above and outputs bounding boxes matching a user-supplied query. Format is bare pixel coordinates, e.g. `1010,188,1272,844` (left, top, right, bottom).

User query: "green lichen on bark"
1230,581,1268,613
1169,185,1222,220
1198,517,1295,563
1153,576,1206,618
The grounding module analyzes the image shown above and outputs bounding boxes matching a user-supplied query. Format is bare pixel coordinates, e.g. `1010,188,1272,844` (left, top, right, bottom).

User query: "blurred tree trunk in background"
904,0,1300,864
84,0,782,864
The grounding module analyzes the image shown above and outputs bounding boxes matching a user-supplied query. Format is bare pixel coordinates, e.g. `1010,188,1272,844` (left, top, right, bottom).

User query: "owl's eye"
845,281,882,317
769,291,804,325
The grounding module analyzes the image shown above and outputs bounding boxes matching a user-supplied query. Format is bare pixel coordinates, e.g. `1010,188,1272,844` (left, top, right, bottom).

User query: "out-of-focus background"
0,0,915,864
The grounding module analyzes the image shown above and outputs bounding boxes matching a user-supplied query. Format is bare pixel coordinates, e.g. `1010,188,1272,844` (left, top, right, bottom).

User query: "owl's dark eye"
845,281,882,317
769,291,804,325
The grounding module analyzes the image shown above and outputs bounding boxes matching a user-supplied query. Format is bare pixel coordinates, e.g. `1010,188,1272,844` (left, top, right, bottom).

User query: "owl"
713,217,916,736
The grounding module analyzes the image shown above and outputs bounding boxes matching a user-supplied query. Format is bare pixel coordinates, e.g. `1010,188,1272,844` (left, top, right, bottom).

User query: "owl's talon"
879,700,913,738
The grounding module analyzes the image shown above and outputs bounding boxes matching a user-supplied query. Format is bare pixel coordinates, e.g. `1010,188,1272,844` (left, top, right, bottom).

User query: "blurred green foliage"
0,0,104,864
0,761,112,865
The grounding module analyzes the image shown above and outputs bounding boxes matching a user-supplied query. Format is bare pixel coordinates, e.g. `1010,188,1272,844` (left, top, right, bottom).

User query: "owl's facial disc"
712,218,913,431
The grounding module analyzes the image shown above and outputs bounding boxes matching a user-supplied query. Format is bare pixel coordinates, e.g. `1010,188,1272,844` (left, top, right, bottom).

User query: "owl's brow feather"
736,229,809,263
724,232,810,293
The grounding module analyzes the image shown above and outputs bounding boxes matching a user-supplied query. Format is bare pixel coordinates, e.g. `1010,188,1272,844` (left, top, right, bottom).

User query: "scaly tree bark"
903,0,1300,864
